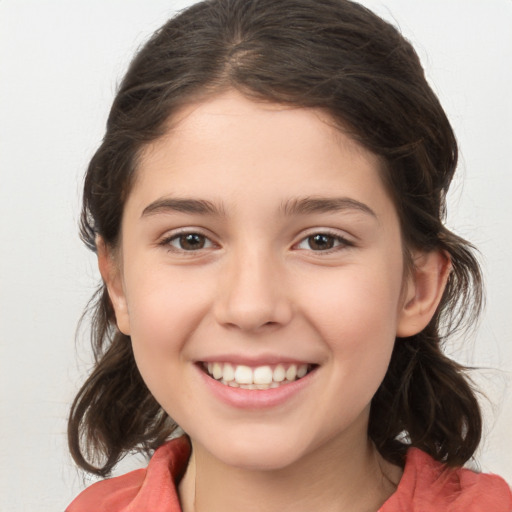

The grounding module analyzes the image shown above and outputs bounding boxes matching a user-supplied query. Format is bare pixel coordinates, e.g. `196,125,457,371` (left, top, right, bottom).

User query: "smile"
202,362,314,390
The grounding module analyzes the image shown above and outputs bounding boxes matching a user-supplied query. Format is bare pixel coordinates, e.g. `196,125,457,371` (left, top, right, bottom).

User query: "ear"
396,250,451,338
97,237,131,335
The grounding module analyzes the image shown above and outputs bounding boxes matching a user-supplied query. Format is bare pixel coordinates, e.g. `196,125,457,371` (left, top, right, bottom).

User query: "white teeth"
253,366,273,385
212,362,223,380
297,364,308,378
273,364,286,382
285,364,297,381
223,363,235,382
234,365,253,384
205,362,312,387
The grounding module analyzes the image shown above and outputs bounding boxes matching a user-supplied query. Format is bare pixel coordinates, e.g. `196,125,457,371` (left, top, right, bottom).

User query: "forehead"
130,90,393,220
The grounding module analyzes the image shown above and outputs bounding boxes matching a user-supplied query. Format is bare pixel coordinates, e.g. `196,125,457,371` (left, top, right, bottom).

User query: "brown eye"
307,234,335,250
295,232,352,252
180,233,205,250
166,232,213,251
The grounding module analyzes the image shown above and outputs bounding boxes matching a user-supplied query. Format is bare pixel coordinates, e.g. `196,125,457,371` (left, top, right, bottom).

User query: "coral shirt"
67,436,512,512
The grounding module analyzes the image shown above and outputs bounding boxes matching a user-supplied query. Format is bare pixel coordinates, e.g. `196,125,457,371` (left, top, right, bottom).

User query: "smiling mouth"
201,362,316,390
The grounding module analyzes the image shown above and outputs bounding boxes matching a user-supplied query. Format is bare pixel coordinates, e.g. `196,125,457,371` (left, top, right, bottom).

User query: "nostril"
213,264,293,331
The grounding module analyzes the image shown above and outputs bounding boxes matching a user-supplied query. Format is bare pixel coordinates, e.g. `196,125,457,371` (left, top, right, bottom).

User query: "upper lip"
196,354,317,367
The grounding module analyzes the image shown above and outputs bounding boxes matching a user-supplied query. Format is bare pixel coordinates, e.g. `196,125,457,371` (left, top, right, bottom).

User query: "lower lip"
197,365,317,410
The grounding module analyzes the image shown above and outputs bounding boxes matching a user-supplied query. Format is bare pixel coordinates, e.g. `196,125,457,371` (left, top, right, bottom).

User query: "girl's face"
105,90,423,470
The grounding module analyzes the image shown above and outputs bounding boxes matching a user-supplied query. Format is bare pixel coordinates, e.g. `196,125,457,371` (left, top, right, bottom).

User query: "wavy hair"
69,0,483,476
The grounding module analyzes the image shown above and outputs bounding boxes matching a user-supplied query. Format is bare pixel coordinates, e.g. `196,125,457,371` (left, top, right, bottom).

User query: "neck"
179,428,402,512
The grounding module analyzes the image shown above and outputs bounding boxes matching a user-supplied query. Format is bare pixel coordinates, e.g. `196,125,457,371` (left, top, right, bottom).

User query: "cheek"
123,266,214,369
124,271,210,415
313,285,398,376
297,261,403,394
299,261,404,340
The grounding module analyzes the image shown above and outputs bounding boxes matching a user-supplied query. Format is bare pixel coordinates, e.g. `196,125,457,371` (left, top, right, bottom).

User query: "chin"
196,426,314,472
221,444,302,471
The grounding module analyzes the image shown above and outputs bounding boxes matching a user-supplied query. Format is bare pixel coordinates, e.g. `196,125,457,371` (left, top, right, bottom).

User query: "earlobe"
396,250,451,338
97,237,131,335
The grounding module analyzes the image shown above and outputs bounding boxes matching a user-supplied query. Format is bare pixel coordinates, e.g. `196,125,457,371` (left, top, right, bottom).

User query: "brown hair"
69,0,483,476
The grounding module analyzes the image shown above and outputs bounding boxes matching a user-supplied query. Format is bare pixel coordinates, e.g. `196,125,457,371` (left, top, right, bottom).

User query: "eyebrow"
141,197,226,218
280,196,377,218
140,195,376,219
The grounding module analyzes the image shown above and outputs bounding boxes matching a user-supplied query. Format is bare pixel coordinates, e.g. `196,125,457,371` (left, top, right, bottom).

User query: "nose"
214,248,293,332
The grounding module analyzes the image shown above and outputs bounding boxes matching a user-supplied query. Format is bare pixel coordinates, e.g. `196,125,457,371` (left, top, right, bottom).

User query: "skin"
100,90,450,512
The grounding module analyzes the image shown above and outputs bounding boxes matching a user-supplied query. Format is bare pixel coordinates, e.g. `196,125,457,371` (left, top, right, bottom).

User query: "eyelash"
159,230,215,253
158,229,354,254
294,231,354,253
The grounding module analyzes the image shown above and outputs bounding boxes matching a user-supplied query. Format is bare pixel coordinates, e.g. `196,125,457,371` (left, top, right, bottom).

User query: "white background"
0,1,511,510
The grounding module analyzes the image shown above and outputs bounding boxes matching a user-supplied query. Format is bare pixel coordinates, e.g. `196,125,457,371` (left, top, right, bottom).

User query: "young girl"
66,0,512,510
